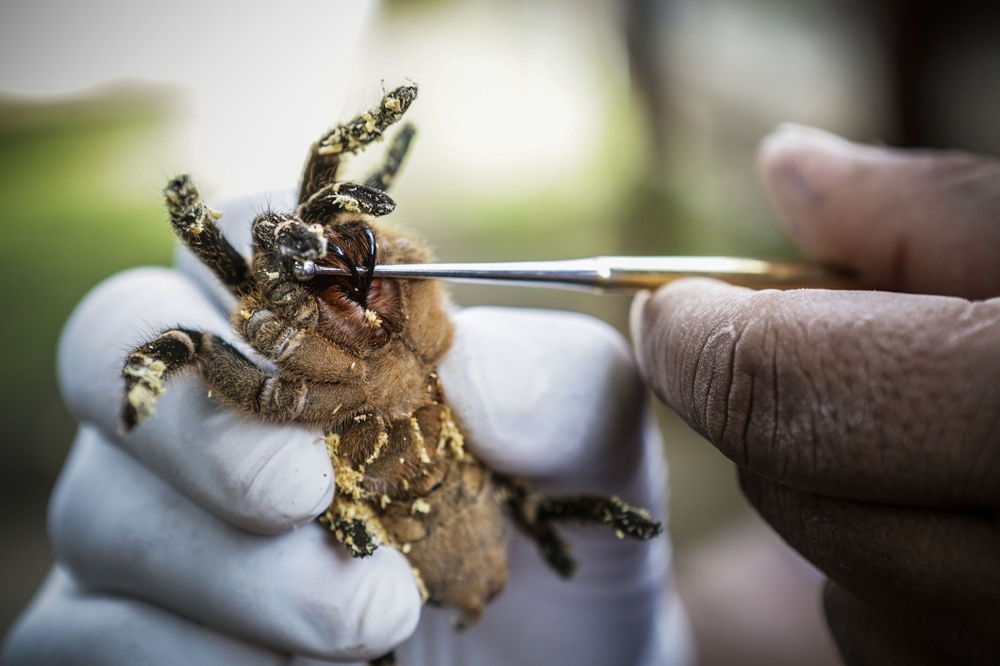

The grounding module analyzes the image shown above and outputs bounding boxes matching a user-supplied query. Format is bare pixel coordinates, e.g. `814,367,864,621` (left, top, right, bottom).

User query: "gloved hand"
633,125,1000,666
2,192,690,666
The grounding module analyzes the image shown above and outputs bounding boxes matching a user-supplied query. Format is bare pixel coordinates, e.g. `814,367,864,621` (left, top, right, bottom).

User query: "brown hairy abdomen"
381,458,508,624
333,379,508,622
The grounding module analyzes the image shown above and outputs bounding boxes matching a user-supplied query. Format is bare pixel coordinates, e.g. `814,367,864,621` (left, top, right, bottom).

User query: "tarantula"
121,85,661,662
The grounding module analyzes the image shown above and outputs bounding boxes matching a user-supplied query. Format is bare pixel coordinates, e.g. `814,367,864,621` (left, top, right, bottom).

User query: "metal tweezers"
303,256,863,292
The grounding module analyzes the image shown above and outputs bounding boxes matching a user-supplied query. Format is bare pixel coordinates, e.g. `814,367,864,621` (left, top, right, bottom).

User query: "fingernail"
769,123,856,150
757,124,867,256
760,124,874,179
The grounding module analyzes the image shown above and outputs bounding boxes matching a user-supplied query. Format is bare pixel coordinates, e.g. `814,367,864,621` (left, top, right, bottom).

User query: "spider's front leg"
163,175,251,295
297,182,397,226
122,328,274,430
122,329,368,430
299,85,417,203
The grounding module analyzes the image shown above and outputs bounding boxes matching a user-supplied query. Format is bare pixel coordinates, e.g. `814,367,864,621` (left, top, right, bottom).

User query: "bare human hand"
634,125,1000,665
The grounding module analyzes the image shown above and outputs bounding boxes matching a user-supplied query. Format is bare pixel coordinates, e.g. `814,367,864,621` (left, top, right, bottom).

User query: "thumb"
758,125,1000,300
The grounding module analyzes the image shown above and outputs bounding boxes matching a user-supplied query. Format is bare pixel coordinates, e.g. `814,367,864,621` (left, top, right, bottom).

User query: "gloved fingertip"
240,432,335,533
294,544,421,660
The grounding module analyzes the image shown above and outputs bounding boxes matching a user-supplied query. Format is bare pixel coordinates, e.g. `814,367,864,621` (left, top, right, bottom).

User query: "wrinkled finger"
50,427,420,661
821,581,950,666
58,267,333,533
2,568,285,666
739,469,1000,664
635,279,1000,506
759,125,1000,299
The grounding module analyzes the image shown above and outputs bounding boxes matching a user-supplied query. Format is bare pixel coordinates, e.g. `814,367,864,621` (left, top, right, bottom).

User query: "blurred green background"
3,0,1000,663
0,88,178,630
0,88,177,473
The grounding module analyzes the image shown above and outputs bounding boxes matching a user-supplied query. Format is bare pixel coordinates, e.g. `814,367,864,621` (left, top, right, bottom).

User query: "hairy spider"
121,85,661,663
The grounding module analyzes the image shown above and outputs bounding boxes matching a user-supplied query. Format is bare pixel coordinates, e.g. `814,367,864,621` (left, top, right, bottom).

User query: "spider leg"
123,328,279,430
363,123,416,192
319,501,381,558
122,328,374,430
299,85,418,203
163,175,250,295
298,182,397,225
498,477,578,577
536,495,663,540
497,476,663,578
237,306,365,380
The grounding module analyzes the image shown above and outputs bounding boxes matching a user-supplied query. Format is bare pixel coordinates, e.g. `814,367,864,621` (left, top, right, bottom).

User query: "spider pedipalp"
276,219,328,262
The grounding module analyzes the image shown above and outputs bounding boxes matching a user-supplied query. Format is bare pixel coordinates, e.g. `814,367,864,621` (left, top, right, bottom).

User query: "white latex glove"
2,192,691,665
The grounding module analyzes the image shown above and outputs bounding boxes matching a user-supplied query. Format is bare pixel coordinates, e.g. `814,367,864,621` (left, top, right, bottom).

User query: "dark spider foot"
162,174,222,232
534,530,578,578
162,174,200,215
602,496,663,540
321,512,380,558
161,175,250,290
538,495,664,541
499,477,579,577
122,329,201,430
276,219,329,262
316,85,417,156
304,183,397,219
499,476,662,577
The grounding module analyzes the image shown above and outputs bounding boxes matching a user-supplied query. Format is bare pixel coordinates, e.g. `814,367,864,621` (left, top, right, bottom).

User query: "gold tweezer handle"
586,256,861,291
